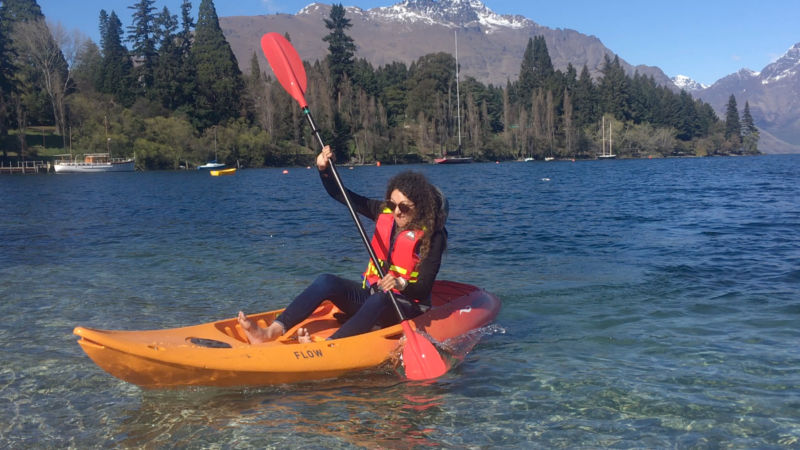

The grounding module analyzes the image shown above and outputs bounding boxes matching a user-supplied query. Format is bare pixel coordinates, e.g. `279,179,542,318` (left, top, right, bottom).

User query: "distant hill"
688,44,800,154
219,0,675,88
219,0,800,154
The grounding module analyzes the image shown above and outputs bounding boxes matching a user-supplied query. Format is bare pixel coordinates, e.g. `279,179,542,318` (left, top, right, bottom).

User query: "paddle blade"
400,321,448,380
260,32,308,108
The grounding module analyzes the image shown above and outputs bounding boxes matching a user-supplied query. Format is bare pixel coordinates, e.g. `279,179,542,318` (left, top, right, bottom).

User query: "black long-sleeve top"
319,168,446,305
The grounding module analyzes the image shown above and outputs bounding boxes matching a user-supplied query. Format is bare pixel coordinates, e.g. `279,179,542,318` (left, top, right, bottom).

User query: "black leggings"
275,273,421,339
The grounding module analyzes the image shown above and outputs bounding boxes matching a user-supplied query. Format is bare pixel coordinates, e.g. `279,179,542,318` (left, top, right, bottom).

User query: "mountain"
672,75,707,92
219,0,675,88
694,43,800,154
219,0,799,154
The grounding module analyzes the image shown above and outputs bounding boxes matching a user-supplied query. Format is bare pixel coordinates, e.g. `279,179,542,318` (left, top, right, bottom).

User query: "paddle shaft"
302,107,406,321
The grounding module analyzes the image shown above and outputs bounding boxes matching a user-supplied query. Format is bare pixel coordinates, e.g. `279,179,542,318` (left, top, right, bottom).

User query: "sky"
38,0,799,86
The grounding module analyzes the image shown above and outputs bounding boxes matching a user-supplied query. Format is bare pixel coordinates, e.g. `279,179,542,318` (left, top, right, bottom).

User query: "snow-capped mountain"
759,42,800,85
672,75,708,92
369,0,529,30
221,0,673,88
219,0,798,152
694,43,800,153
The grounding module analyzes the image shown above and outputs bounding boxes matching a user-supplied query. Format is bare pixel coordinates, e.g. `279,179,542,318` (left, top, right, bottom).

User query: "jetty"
0,161,50,174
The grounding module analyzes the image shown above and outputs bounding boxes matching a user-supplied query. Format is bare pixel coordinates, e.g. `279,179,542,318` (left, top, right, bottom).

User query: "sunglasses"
386,200,414,214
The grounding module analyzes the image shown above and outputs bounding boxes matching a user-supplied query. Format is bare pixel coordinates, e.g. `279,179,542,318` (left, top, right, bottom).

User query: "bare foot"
237,311,283,344
297,327,312,344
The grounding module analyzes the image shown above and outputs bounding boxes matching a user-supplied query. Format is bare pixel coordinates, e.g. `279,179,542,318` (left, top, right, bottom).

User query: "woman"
238,146,447,343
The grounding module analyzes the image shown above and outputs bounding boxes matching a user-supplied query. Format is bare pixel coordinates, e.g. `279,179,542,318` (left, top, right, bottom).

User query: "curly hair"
384,171,447,259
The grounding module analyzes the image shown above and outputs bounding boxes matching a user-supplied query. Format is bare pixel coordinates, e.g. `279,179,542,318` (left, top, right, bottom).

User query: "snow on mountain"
312,0,532,31
672,75,707,91
693,42,800,153
760,42,800,85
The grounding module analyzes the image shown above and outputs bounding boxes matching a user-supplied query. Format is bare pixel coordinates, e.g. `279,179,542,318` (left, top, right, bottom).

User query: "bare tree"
13,19,76,146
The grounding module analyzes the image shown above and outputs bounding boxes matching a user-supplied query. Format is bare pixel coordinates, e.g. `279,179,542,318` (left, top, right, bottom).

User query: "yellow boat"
73,281,501,388
210,168,236,176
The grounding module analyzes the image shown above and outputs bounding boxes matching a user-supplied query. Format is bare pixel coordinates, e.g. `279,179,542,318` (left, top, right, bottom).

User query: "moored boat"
210,167,236,176
73,280,501,388
434,156,474,164
197,160,225,170
54,153,135,173
433,32,473,165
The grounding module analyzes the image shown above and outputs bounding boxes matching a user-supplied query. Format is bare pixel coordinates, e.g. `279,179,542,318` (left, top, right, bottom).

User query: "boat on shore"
54,153,135,173
73,280,501,388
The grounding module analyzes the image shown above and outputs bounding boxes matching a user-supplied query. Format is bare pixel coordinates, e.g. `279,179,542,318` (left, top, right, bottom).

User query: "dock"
0,161,50,174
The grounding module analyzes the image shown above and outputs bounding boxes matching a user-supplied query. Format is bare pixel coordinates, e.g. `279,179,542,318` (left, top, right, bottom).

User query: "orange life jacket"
363,210,424,297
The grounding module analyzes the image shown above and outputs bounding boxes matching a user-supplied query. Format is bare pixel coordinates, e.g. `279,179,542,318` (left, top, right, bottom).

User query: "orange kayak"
73,281,501,388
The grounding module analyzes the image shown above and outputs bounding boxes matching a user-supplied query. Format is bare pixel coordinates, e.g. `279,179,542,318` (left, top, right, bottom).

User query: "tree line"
0,0,759,170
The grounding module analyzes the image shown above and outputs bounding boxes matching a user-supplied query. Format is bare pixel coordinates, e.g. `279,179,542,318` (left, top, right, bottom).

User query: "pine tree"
533,36,555,89
518,38,536,103
724,94,741,143
98,10,134,106
573,65,595,127
176,0,197,112
0,1,19,152
192,0,244,128
1,0,43,21
599,54,629,121
517,36,554,107
741,101,759,153
127,0,157,95
151,6,181,108
323,3,355,96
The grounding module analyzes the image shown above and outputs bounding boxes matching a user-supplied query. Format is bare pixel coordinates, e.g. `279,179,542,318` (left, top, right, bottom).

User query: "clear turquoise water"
1,156,799,447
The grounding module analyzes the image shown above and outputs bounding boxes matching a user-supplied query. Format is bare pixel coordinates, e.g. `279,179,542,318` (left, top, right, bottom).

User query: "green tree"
175,0,197,114
323,3,355,95
517,36,555,107
724,94,741,143
151,6,182,109
191,0,244,128
741,101,759,153
0,1,19,154
599,54,629,121
0,0,42,21
573,64,596,127
98,10,134,106
71,40,102,93
322,4,357,160
127,0,157,96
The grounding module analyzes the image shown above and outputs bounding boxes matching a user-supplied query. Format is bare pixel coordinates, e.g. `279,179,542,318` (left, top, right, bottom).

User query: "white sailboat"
198,126,226,170
435,31,473,164
599,115,616,159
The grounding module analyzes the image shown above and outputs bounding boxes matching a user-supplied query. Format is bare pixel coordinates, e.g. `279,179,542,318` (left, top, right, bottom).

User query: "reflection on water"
118,376,449,447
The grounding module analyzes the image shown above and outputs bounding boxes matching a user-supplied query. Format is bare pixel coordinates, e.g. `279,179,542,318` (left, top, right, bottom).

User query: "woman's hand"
316,145,334,171
378,274,406,292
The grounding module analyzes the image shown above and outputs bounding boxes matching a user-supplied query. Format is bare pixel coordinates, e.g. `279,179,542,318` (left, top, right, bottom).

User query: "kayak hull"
74,281,500,388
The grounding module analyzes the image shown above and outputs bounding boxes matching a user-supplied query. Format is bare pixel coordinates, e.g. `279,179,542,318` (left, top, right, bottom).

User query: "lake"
1,155,799,447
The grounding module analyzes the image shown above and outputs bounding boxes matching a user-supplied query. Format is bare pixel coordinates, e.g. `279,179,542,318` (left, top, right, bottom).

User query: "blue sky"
39,0,799,86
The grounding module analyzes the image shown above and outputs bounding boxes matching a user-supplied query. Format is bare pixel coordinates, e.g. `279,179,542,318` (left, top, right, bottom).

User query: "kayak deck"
74,280,500,387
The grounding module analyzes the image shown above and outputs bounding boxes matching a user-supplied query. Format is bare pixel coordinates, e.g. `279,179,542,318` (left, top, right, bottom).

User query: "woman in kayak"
238,145,448,343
